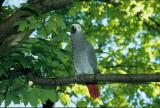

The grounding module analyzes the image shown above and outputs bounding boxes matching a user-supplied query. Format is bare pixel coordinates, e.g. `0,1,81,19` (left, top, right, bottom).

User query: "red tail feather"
87,84,100,99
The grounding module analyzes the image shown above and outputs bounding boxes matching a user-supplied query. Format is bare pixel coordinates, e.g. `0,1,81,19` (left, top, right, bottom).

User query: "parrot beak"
71,25,76,34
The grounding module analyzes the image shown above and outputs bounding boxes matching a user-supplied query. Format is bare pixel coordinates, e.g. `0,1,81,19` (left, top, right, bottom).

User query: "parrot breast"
73,50,94,74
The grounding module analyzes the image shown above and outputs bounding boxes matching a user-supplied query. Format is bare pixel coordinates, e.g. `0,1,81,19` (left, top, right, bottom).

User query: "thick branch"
27,73,160,86
1,68,160,86
28,0,70,13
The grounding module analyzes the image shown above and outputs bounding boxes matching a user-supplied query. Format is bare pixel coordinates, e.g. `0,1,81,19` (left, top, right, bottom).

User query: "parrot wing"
86,41,98,74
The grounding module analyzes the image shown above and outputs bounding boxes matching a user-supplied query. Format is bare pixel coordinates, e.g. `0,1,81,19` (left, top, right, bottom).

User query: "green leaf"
27,16,39,29
37,86,58,104
55,15,66,29
47,18,57,33
77,100,87,107
17,86,57,107
15,20,28,31
68,7,77,16
5,92,17,106
0,95,4,104
59,93,71,105
0,69,5,77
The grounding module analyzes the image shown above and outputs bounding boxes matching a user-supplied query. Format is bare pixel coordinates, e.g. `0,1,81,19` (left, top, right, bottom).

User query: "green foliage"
59,93,71,105
77,100,87,107
5,85,57,107
0,0,160,107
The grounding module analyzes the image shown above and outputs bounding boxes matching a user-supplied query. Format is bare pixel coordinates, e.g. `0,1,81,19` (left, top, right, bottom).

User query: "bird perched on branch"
69,24,100,99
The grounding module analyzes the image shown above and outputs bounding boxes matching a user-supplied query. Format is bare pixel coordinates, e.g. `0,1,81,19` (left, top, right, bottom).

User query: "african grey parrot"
69,24,100,99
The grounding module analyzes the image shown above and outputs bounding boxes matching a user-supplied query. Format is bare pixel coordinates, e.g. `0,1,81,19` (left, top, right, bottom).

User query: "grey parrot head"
71,24,82,34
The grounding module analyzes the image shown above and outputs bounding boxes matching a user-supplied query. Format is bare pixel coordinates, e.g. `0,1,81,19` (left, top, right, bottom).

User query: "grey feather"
70,24,97,75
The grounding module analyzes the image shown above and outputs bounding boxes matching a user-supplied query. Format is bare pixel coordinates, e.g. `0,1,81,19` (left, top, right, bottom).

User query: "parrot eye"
71,25,76,34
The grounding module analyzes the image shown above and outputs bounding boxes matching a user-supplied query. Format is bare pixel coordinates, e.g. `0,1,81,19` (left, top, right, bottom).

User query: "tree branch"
27,73,160,86
149,17,160,27
1,68,160,86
